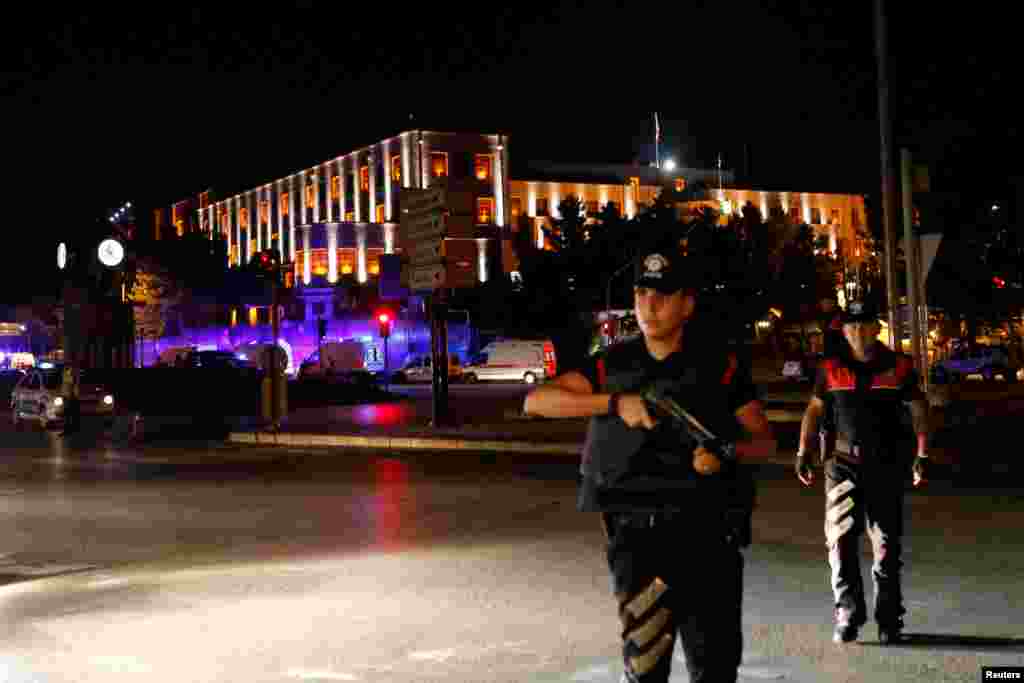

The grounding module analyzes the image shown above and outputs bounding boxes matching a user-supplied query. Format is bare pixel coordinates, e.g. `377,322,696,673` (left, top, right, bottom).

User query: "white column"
401,133,412,189
339,158,347,221
353,154,362,222
222,203,232,265
384,141,393,221
208,206,215,242
368,151,377,223
311,170,320,224
248,192,256,262
384,224,395,254
418,135,428,188
327,224,338,283
356,223,367,283
234,196,242,266
300,170,307,226
276,180,285,262
302,226,311,286
326,165,334,223
494,137,506,228
289,176,296,263
477,238,489,283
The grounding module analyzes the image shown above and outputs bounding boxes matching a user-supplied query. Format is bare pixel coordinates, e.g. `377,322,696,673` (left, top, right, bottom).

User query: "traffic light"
993,276,1006,289
253,249,281,283
377,310,393,339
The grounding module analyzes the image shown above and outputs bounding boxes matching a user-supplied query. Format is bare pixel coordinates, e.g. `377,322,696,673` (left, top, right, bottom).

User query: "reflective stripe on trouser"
604,512,743,683
824,456,906,626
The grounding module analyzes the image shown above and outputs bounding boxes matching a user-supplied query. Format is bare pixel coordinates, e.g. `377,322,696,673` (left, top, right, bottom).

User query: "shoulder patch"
721,353,738,385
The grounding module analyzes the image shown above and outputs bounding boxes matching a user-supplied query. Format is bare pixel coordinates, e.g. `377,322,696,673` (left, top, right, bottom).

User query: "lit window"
231,309,238,327
367,248,383,276
392,155,401,182
281,193,290,216
339,248,356,275
475,154,492,181
585,200,598,215
345,211,355,223
249,308,258,327
376,204,385,223
675,178,686,192
477,197,495,225
360,166,369,192
629,177,640,195
831,208,840,224
330,175,340,200
811,208,823,225
789,207,801,223
535,197,549,216
239,207,249,229
259,200,270,224
311,248,328,276
305,184,316,208
510,196,522,222
431,152,448,178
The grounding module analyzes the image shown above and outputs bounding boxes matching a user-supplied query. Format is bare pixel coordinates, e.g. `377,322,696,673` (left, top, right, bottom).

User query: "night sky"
2,2,1017,301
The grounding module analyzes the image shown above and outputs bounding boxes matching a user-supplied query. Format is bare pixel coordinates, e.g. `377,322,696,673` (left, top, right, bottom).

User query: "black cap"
633,248,694,294
841,300,881,323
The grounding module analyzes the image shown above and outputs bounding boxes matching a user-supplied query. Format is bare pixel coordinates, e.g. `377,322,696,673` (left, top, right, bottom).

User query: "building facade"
185,130,510,288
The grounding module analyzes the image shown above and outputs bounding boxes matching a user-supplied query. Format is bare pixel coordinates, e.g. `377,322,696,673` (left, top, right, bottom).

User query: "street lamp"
662,158,677,172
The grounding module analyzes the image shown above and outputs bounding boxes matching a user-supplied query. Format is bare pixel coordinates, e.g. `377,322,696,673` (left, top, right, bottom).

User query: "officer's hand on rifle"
614,393,658,430
795,450,815,486
693,445,724,475
912,454,928,488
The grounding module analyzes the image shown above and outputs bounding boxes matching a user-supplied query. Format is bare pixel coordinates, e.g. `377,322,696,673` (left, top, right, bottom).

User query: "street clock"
97,238,125,268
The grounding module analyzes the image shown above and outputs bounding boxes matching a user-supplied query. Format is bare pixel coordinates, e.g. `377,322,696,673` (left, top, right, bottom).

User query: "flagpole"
655,112,661,170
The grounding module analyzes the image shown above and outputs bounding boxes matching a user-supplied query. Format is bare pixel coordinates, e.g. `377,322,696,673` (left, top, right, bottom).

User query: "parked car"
462,339,556,384
0,369,26,406
781,353,820,382
391,354,463,384
933,345,1011,381
10,365,115,429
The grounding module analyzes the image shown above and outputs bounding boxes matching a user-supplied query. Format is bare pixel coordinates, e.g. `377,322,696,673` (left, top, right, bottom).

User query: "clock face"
97,238,125,268
57,242,67,270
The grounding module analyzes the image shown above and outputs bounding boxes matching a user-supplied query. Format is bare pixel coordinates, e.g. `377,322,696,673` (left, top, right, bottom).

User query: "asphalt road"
0,425,1022,682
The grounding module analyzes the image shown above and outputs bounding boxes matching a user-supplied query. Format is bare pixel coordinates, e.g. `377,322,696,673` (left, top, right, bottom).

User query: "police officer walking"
525,245,776,683
795,300,930,645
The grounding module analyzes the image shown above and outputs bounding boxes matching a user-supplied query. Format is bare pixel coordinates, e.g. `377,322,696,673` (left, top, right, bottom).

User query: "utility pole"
875,0,901,349
901,149,926,381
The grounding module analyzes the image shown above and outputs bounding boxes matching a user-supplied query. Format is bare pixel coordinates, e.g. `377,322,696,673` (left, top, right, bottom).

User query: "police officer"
59,362,81,436
524,245,776,683
795,299,929,645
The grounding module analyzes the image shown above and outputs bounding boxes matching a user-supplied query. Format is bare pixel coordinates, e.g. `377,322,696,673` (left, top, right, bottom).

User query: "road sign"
408,263,447,291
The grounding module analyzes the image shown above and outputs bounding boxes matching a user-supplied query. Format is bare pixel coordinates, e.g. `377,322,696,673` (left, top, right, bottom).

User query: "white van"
462,339,556,384
298,341,366,379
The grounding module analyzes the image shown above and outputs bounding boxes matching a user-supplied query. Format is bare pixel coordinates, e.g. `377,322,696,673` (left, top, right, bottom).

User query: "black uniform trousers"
603,510,743,683
824,453,906,627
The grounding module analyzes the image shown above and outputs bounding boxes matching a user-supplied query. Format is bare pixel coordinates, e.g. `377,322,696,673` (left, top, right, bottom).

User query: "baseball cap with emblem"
841,299,881,323
634,247,694,294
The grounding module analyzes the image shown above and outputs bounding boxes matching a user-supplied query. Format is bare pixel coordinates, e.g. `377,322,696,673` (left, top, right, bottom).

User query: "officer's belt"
834,438,863,463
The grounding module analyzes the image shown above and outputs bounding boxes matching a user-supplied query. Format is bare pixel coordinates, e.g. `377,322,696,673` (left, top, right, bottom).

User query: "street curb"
228,430,582,455
227,409,805,456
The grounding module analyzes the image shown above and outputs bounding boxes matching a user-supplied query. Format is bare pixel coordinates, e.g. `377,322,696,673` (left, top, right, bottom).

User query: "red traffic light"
993,276,1006,289
378,313,390,324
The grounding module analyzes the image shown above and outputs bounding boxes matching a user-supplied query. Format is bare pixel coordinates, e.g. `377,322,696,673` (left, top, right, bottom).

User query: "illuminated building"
172,130,509,287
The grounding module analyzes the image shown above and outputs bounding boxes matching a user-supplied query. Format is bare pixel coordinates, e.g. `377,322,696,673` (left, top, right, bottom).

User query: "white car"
10,366,115,429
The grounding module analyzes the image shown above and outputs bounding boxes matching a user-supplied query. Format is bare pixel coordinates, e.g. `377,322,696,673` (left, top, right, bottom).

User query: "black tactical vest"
580,337,743,510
